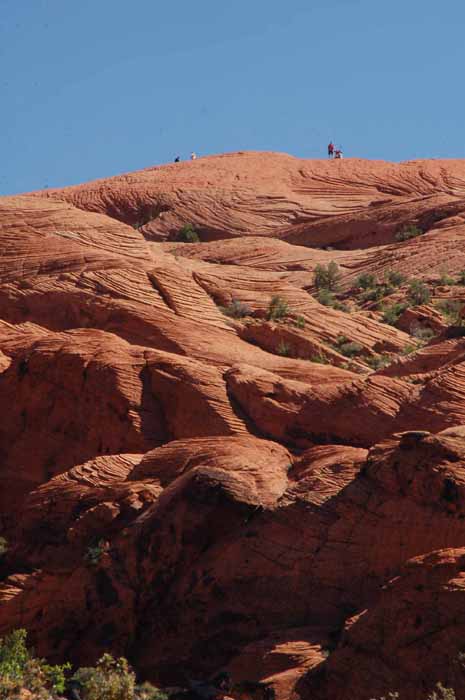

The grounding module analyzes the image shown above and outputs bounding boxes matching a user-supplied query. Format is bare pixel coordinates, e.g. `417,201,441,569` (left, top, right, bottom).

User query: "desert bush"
407,280,431,306
457,270,465,285
276,341,291,357
310,353,329,364
0,536,7,557
411,325,435,341
356,272,377,289
267,295,289,321
382,302,409,326
220,299,252,319
366,354,391,370
175,223,199,243
395,224,423,242
135,682,168,700
315,289,349,311
427,682,456,700
360,284,394,303
314,261,341,291
436,299,463,324
72,654,135,700
402,344,417,355
334,336,363,358
439,271,455,286
338,341,363,358
332,300,350,312
386,270,407,287
85,539,106,566
0,628,70,699
293,315,306,329
316,289,335,306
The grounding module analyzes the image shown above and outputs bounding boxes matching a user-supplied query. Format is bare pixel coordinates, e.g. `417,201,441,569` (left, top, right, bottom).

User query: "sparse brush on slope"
395,224,424,241
407,279,431,306
382,302,409,326
356,272,377,289
314,261,341,291
436,299,463,324
267,295,289,320
220,299,252,318
175,223,199,243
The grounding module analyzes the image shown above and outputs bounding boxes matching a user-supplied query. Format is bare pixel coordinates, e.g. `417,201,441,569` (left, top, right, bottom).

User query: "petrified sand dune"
4,153,465,699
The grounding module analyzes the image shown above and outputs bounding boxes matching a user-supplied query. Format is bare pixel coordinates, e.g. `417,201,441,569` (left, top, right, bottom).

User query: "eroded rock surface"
3,153,465,699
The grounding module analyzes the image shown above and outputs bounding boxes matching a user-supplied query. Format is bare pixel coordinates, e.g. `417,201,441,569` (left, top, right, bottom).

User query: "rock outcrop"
3,153,465,699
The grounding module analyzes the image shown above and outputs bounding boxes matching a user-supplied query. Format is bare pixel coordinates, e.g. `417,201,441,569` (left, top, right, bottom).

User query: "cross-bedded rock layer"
3,153,465,699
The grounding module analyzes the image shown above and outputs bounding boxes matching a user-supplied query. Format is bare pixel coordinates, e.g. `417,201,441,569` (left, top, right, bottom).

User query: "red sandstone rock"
3,154,465,699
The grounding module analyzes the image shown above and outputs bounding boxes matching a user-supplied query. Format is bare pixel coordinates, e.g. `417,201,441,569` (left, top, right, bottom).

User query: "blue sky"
2,0,464,194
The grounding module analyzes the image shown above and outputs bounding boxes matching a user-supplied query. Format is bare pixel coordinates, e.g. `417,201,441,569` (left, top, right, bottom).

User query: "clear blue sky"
2,0,464,194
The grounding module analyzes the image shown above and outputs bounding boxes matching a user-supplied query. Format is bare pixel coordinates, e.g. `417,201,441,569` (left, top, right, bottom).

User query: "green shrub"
332,300,350,312
338,341,363,358
219,299,252,319
267,295,289,321
366,354,391,370
386,270,407,287
314,261,341,291
395,224,423,242
85,539,106,566
175,223,199,243
310,353,329,364
427,682,456,700
356,272,377,289
360,284,394,303
457,270,465,285
72,654,135,700
293,315,306,329
382,302,409,326
402,344,417,355
407,280,431,306
0,628,70,699
276,341,291,357
315,289,349,312
316,289,335,306
436,299,463,324
0,537,7,558
439,271,455,286
135,682,168,700
334,335,363,358
411,325,435,341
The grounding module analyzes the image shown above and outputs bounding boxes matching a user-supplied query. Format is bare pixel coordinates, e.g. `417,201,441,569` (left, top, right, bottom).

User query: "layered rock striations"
3,153,465,698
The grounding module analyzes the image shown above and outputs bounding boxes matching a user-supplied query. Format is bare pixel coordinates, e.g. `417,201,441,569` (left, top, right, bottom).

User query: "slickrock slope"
4,153,465,699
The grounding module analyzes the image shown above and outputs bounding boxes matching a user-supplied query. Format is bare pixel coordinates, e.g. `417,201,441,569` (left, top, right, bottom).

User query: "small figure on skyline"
174,156,180,162
328,141,335,158
191,152,197,160
334,148,343,159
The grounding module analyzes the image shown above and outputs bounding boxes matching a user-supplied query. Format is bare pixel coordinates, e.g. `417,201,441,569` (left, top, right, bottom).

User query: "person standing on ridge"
328,141,334,158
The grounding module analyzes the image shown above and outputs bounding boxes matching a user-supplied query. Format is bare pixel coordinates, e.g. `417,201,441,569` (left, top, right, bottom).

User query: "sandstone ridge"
3,153,465,699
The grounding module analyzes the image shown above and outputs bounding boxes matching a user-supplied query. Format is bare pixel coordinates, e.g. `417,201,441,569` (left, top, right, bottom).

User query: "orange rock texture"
3,153,465,698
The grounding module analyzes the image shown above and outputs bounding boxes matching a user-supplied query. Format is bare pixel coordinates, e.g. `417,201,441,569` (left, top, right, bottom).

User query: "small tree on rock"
314,261,341,292
407,279,431,306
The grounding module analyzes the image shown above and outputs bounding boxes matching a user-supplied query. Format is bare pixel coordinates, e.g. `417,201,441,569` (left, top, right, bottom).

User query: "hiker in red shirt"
328,141,335,158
